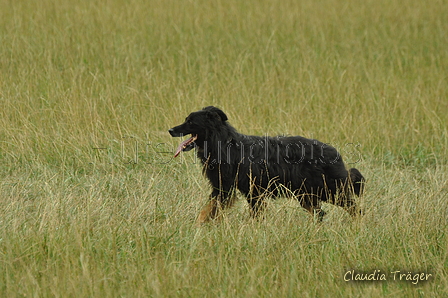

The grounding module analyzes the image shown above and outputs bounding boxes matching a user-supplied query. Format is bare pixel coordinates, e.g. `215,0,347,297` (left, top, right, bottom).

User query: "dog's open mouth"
174,134,198,157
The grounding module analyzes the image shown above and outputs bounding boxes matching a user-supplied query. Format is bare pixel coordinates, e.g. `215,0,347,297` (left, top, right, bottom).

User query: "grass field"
1,0,447,296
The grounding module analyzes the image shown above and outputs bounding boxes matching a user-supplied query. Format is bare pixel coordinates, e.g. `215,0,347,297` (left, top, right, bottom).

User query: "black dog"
169,106,365,224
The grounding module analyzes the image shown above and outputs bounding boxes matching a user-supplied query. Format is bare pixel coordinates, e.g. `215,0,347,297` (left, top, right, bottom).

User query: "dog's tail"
349,168,365,196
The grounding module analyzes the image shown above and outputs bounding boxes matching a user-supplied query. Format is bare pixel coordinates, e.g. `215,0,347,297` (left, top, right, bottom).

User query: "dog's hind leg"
333,184,362,217
338,174,364,217
247,197,267,219
349,168,365,197
337,197,362,217
299,195,326,222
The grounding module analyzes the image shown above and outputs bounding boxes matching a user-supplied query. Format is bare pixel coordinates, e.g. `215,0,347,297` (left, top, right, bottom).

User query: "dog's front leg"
197,196,221,225
196,190,236,225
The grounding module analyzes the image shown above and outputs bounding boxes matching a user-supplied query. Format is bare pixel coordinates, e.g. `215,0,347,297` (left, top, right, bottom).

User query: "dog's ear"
203,106,228,122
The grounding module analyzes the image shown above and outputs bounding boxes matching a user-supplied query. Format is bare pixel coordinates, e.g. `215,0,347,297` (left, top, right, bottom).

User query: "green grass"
1,0,447,296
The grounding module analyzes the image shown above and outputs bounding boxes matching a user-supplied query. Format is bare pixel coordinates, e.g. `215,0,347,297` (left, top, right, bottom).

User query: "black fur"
169,106,365,222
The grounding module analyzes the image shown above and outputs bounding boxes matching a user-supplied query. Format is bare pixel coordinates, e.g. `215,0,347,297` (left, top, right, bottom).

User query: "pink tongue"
174,135,197,157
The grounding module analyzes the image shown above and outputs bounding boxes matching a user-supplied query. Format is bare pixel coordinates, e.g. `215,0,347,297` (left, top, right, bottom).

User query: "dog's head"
169,106,228,157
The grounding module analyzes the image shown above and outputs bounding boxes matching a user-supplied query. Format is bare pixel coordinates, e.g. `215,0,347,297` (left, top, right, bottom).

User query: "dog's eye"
187,120,193,125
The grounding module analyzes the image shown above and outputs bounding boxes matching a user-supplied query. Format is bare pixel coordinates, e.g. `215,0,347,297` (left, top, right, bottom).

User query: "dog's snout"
169,128,182,137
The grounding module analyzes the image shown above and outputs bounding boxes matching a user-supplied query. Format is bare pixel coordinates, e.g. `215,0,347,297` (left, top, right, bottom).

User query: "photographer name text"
344,270,432,285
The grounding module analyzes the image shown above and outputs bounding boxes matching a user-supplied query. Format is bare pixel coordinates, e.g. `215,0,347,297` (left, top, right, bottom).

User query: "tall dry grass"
0,0,447,296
